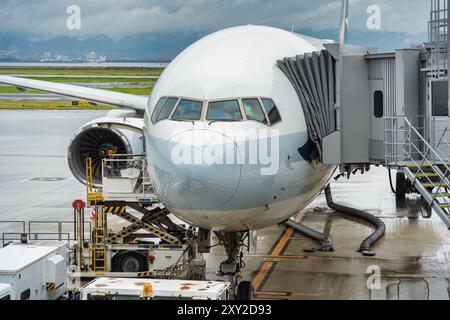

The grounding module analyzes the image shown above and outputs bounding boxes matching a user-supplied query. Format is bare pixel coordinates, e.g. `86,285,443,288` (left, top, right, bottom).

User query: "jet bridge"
278,43,426,168
277,0,450,229
278,43,374,166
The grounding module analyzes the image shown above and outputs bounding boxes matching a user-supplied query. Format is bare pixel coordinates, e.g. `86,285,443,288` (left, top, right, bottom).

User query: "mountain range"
0,28,426,62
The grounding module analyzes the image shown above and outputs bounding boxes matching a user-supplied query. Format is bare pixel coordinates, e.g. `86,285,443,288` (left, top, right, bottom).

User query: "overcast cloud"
0,0,430,39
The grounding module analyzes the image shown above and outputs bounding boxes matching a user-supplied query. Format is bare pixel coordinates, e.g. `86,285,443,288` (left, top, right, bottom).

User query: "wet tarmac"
0,110,106,225
1,110,449,300
208,169,450,300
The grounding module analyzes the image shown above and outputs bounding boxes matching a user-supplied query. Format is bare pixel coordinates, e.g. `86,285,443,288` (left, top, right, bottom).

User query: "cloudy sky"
0,0,433,59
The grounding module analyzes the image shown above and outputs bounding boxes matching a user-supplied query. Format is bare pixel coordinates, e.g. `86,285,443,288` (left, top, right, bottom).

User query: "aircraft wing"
0,75,149,112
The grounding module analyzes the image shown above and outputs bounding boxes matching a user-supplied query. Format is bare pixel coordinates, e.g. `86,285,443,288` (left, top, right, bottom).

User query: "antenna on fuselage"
338,0,349,44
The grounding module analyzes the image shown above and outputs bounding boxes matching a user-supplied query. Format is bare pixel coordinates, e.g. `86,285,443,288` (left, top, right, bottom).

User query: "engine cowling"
67,116,144,186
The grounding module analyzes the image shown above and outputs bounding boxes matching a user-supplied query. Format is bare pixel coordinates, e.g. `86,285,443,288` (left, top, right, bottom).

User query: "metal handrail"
431,130,450,160
385,116,450,171
2,232,71,247
0,220,92,247
102,154,155,200
28,220,91,242
385,116,450,206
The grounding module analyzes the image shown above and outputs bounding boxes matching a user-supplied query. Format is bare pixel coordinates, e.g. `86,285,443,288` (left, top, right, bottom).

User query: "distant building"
86,51,98,62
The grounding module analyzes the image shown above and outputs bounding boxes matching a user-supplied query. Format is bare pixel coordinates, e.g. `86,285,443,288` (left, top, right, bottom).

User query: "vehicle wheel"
236,281,254,300
117,252,146,273
396,172,406,200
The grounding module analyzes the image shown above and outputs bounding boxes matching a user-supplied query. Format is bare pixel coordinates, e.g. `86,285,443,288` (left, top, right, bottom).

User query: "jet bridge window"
374,90,384,118
172,99,203,121
207,99,243,121
432,80,449,117
261,98,281,125
242,98,268,124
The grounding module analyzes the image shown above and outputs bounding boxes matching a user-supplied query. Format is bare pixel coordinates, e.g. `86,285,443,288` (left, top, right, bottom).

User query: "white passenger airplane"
0,26,334,231
0,9,346,297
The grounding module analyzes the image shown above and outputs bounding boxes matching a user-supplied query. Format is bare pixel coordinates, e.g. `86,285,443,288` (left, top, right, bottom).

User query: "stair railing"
385,116,450,206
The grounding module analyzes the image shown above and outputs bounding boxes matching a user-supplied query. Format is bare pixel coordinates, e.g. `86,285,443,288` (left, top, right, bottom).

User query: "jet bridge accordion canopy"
277,50,337,158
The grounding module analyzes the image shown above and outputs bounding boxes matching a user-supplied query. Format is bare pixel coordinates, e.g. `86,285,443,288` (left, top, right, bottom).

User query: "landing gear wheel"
396,171,407,200
236,281,254,300
116,252,146,272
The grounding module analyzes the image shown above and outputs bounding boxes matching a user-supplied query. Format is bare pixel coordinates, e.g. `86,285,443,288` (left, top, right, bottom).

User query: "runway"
1,110,449,300
0,110,106,223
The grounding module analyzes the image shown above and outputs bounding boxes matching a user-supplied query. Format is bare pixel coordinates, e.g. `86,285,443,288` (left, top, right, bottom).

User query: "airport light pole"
338,0,349,44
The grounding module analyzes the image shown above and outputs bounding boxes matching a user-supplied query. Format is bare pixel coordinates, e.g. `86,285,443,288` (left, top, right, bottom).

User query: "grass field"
0,67,158,109
0,68,164,76
0,87,43,94
0,101,113,110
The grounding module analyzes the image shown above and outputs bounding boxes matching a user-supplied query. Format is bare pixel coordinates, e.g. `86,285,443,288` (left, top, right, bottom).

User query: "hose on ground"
324,184,386,256
388,169,396,194
284,219,334,252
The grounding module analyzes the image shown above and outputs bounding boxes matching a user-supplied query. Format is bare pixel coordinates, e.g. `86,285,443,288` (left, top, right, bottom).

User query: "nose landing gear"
214,231,255,300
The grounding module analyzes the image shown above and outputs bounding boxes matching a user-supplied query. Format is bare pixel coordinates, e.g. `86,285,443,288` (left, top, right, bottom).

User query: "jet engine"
67,113,144,186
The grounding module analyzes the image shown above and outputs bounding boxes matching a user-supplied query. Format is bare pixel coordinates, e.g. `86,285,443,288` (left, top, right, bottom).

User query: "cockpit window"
154,97,178,123
206,100,243,121
171,99,203,121
261,98,282,125
242,98,267,124
152,97,281,125
151,97,166,123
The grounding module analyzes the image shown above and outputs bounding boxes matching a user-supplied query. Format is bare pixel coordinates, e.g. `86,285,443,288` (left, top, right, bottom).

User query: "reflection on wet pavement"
208,166,450,300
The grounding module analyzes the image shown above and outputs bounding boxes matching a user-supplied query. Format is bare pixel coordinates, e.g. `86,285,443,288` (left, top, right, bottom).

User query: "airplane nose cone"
160,129,242,210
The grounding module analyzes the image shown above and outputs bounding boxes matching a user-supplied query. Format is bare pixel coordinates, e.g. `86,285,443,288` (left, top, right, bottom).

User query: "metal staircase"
385,116,450,229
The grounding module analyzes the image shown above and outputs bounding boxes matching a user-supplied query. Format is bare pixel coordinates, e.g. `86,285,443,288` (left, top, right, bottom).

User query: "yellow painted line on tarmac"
271,227,294,257
252,261,274,292
252,212,304,295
